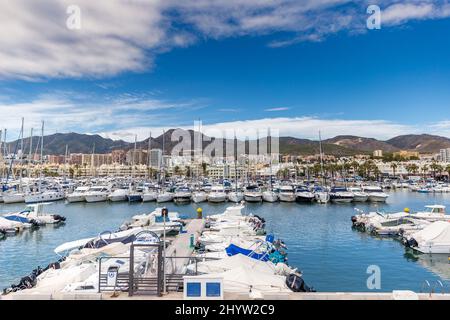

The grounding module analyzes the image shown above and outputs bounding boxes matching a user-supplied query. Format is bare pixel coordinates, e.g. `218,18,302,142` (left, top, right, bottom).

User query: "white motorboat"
313,186,330,204
66,186,90,203
244,185,263,202
192,191,208,203
156,191,174,203
5,203,66,225
362,185,389,203
262,190,278,202
173,187,192,204
410,205,449,222
228,191,244,203
142,187,158,202
25,190,65,204
108,188,128,202
208,185,227,203
278,185,296,202
405,221,450,254
329,187,354,203
348,187,369,202
84,186,110,203
295,186,315,203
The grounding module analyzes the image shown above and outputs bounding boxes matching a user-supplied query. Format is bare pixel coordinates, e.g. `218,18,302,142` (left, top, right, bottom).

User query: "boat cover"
225,243,269,261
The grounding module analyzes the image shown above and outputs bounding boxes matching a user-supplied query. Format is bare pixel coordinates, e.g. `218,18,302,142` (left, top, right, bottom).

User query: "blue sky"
1,1,450,141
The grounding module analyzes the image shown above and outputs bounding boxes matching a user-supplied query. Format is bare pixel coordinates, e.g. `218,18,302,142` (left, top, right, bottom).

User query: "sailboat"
262,130,278,202
314,131,330,204
228,132,244,203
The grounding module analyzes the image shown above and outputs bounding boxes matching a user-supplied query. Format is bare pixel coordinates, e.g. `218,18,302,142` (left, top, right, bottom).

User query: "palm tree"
446,165,450,181
390,162,398,178
421,165,429,178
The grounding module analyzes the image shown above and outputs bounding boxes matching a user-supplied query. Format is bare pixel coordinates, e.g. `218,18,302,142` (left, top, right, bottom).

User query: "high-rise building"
149,149,162,168
439,148,450,163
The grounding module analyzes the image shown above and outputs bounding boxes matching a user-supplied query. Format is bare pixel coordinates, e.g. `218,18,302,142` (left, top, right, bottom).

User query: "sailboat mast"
319,130,326,186
234,131,237,193
268,128,272,191
147,131,151,180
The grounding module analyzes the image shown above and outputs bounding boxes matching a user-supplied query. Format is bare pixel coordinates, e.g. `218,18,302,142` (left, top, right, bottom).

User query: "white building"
439,148,450,163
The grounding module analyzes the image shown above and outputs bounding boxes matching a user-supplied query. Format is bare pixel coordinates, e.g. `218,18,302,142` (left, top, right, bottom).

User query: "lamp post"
162,207,167,294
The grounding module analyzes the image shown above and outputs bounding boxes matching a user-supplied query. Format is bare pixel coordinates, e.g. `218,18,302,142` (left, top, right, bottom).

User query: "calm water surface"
1,190,449,292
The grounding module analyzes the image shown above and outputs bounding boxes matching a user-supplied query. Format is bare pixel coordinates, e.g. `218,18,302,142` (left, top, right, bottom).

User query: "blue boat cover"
4,215,30,223
225,243,269,261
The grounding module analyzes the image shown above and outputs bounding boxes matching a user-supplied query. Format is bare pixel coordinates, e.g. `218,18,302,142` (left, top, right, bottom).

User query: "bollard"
196,207,203,219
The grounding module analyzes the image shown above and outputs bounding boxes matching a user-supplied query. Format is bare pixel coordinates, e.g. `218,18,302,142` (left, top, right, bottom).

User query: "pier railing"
97,251,220,296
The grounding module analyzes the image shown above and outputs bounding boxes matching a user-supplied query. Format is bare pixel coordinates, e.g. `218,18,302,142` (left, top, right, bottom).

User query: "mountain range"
4,131,450,156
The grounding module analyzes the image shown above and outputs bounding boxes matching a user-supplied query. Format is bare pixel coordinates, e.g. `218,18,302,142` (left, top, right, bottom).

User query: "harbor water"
1,190,449,292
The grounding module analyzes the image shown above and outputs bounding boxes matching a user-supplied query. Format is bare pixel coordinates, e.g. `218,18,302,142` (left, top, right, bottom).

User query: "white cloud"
265,107,290,112
0,93,200,140
2,1,450,79
382,3,445,25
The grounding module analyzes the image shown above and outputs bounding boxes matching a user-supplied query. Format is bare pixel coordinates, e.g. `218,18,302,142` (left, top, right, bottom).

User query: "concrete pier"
162,218,205,274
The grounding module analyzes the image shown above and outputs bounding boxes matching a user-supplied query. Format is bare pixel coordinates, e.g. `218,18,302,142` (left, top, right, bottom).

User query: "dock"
155,218,205,275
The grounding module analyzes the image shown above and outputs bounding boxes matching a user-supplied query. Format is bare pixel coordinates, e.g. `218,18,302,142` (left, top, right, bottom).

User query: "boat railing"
421,280,431,295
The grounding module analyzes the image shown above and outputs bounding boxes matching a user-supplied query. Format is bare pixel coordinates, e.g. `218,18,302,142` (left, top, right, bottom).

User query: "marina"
1,188,449,298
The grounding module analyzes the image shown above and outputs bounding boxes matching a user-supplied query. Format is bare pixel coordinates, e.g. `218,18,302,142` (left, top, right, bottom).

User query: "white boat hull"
25,192,65,204
208,194,227,203
192,192,208,203
279,193,296,202
85,194,108,203
142,193,157,202
66,195,85,203
262,191,278,203
3,194,25,204
227,192,244,203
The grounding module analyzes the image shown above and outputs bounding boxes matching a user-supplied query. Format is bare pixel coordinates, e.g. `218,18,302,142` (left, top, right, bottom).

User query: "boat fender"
351,216,358,224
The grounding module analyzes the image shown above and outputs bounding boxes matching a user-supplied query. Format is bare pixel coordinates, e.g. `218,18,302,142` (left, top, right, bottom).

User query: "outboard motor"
53,215,66,222
286,273,315,292
405,238,418,248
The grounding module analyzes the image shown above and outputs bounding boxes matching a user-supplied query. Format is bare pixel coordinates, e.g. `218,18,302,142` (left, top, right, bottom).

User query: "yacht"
278,185,296,202
25,189,65,204
173,186,192,204
108,188,128,202
208,185,227,203
329,187,354,203
243,185,263,202
362,185,389,203
295,186,315,203
228,190,244,203
348,187,369,202
84,186,110,203
67,186,90,203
